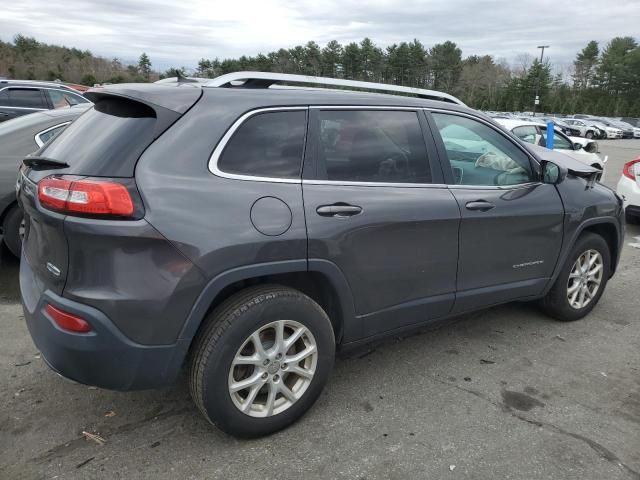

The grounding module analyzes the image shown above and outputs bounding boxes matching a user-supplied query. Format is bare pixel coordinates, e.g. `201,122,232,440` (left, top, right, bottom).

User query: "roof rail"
206,71,465,106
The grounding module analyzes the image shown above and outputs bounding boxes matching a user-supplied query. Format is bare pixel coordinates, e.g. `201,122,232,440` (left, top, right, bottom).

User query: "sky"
2,0,639,71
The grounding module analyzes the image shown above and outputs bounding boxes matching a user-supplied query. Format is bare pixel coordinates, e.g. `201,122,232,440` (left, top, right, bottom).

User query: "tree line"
1,34,639,116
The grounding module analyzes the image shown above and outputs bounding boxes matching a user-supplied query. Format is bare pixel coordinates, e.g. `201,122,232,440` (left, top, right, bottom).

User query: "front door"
429,111,564,313
303,108,460,339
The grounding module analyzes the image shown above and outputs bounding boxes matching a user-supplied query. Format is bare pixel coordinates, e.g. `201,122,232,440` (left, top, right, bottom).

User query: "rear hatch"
19,84,202,296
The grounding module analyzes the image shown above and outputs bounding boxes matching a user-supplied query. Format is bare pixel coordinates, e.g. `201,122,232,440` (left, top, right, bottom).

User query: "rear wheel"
2,205,24,258
189,285,335,438
540,232,610,321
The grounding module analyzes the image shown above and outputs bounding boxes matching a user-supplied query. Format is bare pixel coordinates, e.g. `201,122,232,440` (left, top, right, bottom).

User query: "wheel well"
201,271,344,343
582,223,618,276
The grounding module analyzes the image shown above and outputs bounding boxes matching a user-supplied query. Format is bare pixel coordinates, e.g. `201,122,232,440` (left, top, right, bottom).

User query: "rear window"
41,97,157,177
218,110,306,178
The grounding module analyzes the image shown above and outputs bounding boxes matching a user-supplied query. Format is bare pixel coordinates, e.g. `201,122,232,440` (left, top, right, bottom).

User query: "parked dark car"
18,73,624,438
0,105,90,256
0,80,91,123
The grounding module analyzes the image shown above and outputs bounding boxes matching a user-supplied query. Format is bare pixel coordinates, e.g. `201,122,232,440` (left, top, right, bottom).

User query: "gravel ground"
0,140,639,480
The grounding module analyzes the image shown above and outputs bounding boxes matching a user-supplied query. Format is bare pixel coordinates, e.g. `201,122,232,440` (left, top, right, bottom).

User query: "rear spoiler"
85,83,202,139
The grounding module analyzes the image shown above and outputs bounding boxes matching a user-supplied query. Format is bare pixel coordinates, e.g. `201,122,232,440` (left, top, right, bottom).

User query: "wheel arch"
179,259,358,353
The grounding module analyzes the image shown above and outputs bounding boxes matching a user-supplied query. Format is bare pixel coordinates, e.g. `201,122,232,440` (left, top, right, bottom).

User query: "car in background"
563,119,600,139
619,117,639,128
589,120,622,139
0,80,91,123
607,119,640,139
494,118,606,175
591,118,629,139
540,117,582,137
0,104,90,256
617,157,640,223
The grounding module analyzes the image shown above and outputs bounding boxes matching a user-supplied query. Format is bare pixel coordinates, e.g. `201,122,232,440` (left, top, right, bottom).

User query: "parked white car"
616,157,640,223
494,119,606,175
564,119,600,139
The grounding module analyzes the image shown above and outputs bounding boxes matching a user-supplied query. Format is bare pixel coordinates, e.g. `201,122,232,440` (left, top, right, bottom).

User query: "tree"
429,41,462,91
573,41,599,89
138,52,152,80
321,40,343,77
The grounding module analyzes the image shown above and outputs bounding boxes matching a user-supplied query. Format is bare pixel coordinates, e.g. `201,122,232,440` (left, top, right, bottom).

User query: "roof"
0,79,80,92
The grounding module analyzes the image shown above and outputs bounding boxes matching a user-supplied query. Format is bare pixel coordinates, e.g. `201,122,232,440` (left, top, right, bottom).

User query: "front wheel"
189,285,335,438
540,233,610,321
585,131,594,139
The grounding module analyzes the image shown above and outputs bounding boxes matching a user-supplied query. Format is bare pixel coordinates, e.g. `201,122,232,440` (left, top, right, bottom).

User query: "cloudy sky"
2,0,639,70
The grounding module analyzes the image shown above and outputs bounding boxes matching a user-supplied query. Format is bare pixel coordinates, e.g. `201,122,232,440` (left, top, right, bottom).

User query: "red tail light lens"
623,159,640,180
45,304,92,333
38,176,135,217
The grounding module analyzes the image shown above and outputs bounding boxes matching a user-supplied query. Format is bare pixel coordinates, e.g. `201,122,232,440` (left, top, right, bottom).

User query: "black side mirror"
573,142,583,151
541,160,567,184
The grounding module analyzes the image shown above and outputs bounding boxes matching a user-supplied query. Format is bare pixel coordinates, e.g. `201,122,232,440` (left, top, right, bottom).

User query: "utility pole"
533,45,549,114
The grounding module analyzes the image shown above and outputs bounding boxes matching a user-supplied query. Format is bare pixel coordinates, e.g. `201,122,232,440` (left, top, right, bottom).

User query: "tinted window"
218,110,306,178
316,110,431,183
8,88,47,108
433,113,533,186
41,97,156,176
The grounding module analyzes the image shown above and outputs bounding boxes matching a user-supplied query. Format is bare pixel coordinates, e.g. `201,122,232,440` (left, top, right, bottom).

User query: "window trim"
426,108,542,189
34,121,71,147
208,106,308,183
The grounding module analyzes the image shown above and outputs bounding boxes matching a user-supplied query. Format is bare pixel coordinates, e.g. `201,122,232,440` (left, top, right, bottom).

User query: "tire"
626,210,640,225
540,232,610,322
585,131,593,139
189,285,335,438
2,205,24,258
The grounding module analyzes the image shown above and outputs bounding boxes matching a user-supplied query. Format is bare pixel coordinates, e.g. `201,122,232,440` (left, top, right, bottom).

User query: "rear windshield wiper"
23,156,69,170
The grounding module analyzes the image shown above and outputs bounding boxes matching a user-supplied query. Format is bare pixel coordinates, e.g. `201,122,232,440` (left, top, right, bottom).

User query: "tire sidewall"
199,292,335,438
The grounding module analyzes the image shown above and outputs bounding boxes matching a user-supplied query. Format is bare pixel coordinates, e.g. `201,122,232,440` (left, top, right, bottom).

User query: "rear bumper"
20,253,189,390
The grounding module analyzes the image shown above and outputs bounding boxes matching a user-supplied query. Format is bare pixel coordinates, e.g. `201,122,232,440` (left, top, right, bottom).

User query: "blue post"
546,121,554,150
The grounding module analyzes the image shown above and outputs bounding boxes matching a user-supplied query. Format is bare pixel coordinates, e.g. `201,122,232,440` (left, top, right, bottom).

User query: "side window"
316,110,431,183
36,123,69,146
540,128,572,150
66,92,89,105
432,113,533,186
512,125,539,144
217,110,306,179
8,88,47,109
47,90,88,108
0,89,8,104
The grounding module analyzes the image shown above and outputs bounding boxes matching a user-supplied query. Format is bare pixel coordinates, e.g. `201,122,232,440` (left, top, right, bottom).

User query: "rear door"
303,107,460,340
428,111,564,313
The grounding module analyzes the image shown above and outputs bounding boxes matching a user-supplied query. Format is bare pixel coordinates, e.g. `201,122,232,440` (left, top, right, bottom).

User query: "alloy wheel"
567,249,603,309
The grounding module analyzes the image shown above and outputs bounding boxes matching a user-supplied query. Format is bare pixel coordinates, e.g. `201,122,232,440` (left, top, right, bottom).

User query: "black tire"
585,131,593,139
2,205,23,258
540,232,610,322
189,285,335,438
626,210,640,224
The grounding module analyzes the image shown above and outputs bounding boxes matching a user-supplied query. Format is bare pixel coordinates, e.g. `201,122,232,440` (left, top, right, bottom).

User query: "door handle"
316,204,363,217
465,200,495,212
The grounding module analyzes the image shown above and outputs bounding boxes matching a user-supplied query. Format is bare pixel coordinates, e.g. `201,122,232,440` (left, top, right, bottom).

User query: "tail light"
38,175,141,218
45,304,92,333
622,159,640,180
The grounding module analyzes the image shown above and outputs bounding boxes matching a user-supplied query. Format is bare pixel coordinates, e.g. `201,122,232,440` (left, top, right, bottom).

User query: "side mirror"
573,142,583,151
541,160,567,184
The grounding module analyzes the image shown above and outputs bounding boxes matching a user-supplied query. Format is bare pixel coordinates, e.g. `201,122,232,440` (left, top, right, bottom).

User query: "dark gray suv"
18,72,624,438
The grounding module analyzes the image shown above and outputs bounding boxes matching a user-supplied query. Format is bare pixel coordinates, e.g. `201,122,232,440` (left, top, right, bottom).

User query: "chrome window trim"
208,106,307,183
34,121,71,147
303,180,447,188
448,182,541,191
309,105,422,111
0,106,47,111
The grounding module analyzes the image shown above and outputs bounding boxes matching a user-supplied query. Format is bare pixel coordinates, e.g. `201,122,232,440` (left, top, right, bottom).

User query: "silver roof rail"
206,71,465,106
